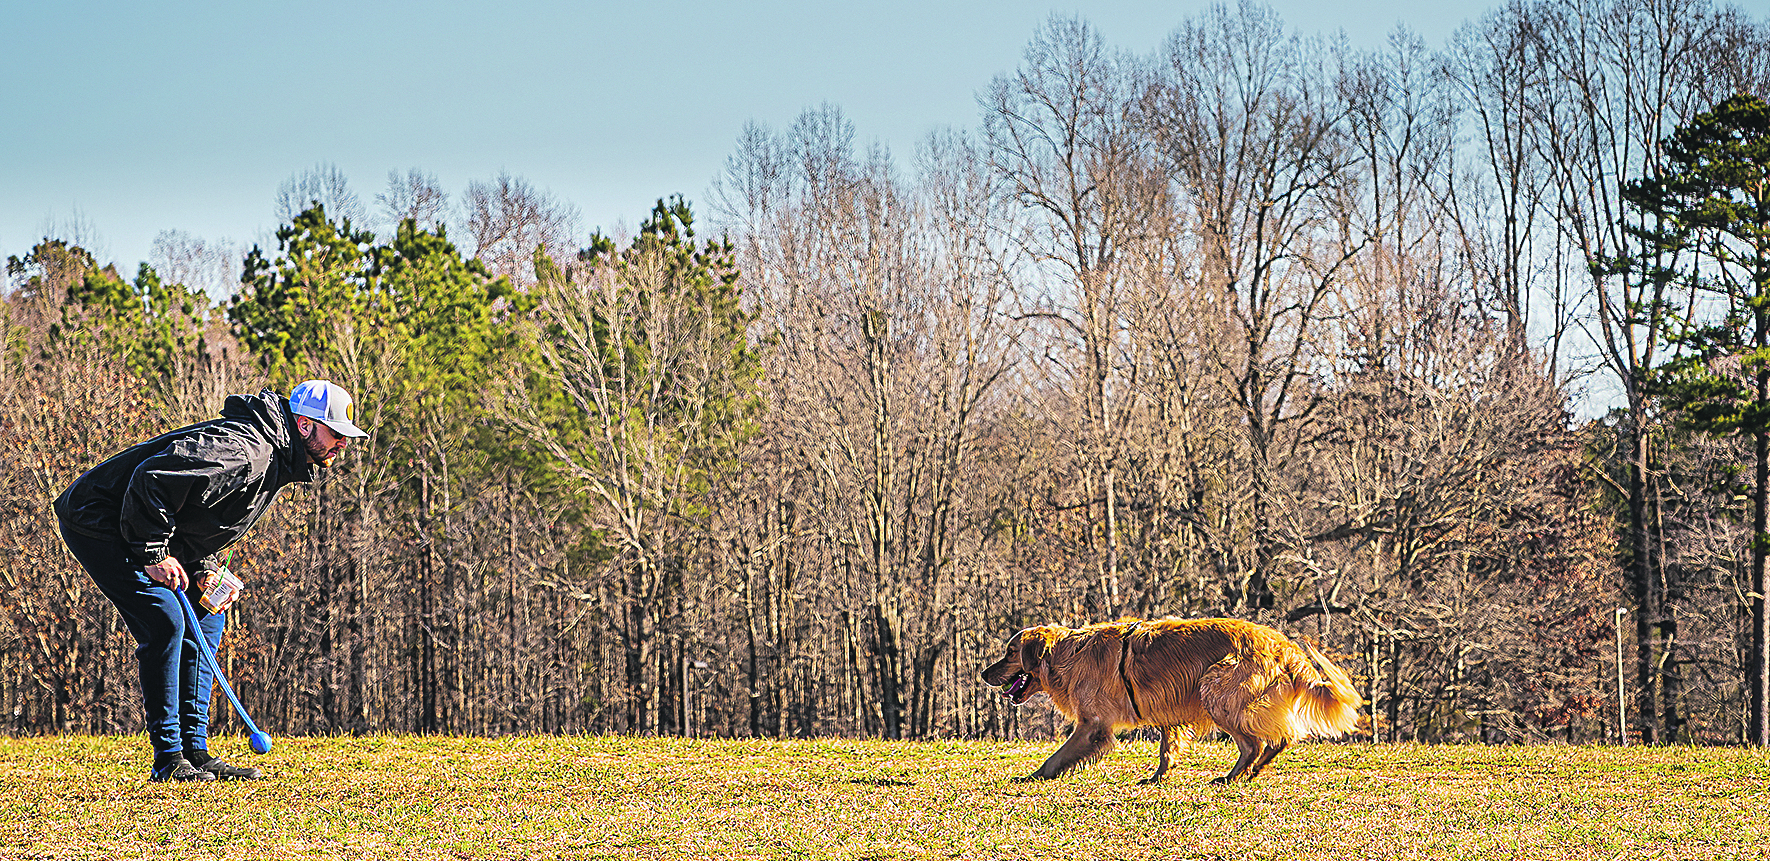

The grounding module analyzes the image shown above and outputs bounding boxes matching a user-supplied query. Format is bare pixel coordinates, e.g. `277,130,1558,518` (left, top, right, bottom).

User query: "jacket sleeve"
118,436,250,566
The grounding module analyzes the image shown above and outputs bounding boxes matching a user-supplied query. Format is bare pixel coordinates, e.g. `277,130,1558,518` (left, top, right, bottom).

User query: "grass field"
3,734,1767,860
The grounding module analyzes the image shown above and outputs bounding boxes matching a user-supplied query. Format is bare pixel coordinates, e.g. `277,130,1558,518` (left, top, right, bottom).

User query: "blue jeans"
58,521,225,757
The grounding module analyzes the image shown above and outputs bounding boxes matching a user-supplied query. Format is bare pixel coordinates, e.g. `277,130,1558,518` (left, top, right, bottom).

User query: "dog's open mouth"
1003,672,1031,699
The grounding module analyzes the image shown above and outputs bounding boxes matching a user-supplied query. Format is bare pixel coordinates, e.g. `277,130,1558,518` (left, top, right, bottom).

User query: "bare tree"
984,15,1168,615
375,168,449,235
461,172,581,286
150,229,239,304
275,162,365,227
1338,26,1463,345
1313,239,1609,740
713,106,1023,738
0,345,164,735
1145,0,1366,617
26,208,110,265
1286,22,1465,646
1443,6,1563,356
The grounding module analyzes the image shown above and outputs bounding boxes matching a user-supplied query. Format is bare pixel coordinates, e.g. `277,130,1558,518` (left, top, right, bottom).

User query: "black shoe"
150,757,217,783
197,758,265,780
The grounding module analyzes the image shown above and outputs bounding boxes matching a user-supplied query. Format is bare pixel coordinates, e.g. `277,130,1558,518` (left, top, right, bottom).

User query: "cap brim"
319,417,369,438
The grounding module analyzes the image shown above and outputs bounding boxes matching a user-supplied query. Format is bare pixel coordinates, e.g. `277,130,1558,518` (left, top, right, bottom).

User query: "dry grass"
3,734,1767,860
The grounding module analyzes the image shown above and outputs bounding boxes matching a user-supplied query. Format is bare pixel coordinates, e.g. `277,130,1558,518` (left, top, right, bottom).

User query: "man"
54,379,367,781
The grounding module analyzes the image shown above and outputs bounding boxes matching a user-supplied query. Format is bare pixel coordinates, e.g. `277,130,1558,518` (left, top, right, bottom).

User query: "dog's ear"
1019,627,1064,687
1018,629,1046,672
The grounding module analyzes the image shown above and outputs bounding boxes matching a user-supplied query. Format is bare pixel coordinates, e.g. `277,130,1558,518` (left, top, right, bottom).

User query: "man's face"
302,418,350,468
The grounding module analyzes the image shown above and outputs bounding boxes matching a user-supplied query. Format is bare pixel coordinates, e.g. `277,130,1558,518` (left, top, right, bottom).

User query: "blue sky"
2,1,1477,273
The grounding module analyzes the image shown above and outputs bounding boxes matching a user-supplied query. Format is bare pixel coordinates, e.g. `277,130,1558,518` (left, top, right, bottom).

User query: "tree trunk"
1626,427,1660,744
1658,481,1684,743
1751,427,1769,745
743,568,764,737
872,601,904,740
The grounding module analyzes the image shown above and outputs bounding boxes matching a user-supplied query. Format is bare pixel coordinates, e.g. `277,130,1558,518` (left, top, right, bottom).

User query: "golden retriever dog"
981,617,1361,784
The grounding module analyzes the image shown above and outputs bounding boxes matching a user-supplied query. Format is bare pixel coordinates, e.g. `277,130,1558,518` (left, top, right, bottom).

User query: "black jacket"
53,390,316,571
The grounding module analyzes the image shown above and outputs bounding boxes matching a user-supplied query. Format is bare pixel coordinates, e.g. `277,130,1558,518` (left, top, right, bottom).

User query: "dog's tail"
1293,640,1363,739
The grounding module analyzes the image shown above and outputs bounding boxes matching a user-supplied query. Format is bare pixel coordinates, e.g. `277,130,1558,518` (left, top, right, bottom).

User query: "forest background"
5,0,1770,748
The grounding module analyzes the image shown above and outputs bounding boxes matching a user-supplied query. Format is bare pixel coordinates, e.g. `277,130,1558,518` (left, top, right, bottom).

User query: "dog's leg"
1017,719,1115,781
1244,737,1290,780
1210,730,1263,785
1137,726,1178,785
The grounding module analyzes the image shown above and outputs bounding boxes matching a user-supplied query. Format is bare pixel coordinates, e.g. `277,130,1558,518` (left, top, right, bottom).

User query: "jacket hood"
221,389,313,483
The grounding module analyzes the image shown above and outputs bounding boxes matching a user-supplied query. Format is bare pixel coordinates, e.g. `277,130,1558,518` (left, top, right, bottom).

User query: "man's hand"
209,584,243,612
193,568,244,612
145,557,188,591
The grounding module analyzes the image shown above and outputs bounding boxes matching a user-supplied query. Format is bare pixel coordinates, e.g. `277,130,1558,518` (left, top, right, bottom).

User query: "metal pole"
1615,607,1629,745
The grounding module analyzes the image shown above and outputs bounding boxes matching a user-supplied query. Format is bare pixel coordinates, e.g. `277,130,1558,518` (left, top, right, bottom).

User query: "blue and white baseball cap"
289,380,368,438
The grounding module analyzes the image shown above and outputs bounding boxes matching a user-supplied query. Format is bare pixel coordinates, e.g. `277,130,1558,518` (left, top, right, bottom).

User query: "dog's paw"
1208,776,1232,786
1137,775,1166,786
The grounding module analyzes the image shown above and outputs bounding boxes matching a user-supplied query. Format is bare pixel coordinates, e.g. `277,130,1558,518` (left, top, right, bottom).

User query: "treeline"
5,0,1770,745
